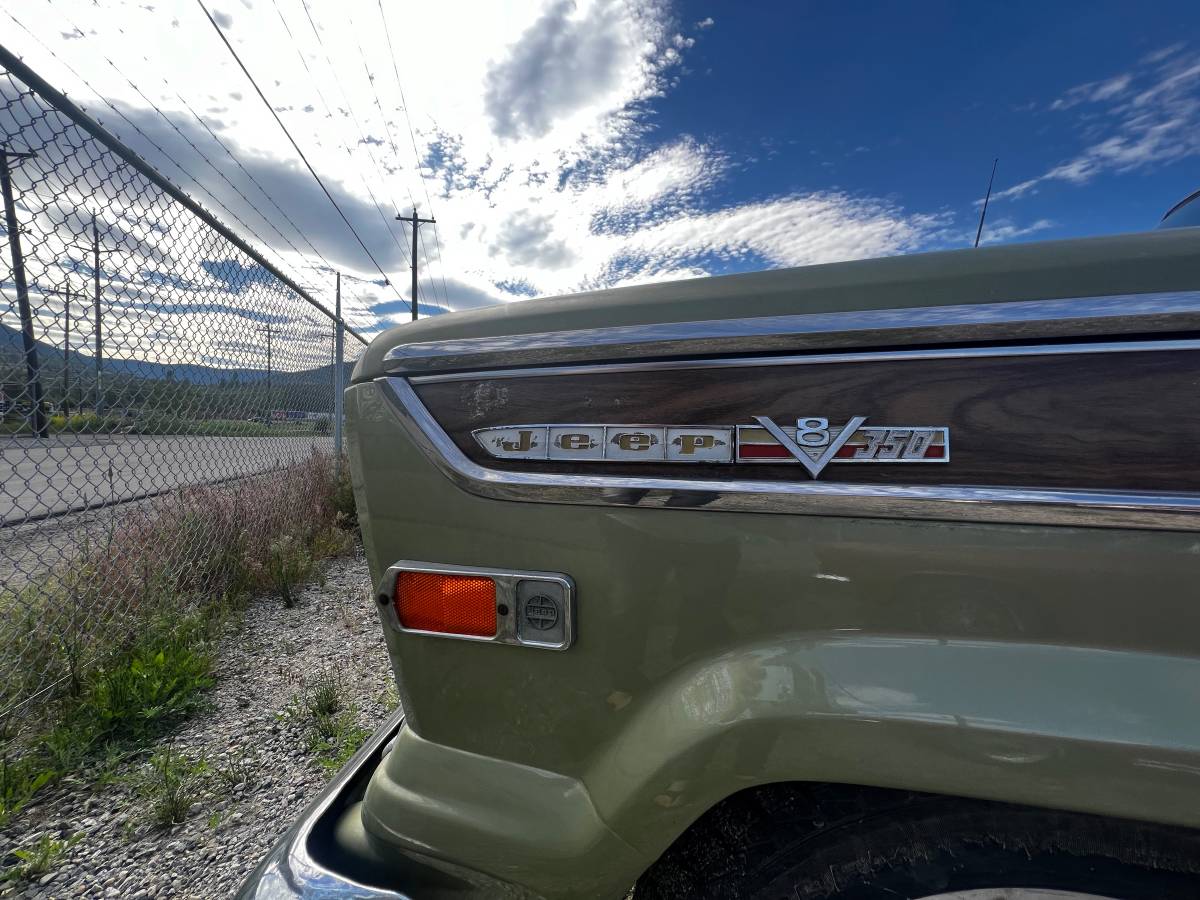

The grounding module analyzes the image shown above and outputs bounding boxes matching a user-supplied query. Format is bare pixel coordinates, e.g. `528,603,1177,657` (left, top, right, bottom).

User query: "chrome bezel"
377,560,576,651
376,353,1200,532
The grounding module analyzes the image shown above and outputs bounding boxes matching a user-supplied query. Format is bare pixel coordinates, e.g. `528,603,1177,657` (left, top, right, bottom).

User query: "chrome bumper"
236,708,409,899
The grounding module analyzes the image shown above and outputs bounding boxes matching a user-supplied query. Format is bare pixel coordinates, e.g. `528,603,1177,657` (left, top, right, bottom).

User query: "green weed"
0,753,56,828
215,751,255,793
31,612,216,780
376,681,401,711
309,716,369,772
303,669,342,719
285,669,368,771
135,746,207,828
84,634,214,743
1,832,82,883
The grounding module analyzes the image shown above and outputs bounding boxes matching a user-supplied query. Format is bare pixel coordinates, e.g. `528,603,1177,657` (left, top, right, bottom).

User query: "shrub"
64,412,122,434
264,535,316,608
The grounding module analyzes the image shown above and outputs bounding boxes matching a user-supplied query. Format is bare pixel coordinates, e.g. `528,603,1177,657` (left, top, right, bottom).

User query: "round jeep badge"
524,595,559,631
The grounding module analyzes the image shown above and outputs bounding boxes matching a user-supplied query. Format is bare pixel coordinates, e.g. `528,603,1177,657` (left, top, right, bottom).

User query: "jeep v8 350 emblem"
474,417,949,478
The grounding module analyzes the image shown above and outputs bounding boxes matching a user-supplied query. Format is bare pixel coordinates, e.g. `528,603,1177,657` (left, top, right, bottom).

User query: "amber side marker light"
395,570,497,637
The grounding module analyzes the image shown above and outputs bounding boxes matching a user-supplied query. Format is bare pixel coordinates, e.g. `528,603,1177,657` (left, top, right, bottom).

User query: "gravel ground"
1,548,395,899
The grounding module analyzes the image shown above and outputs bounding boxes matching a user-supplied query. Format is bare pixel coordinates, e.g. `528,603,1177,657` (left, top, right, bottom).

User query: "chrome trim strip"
411,338,1200,383
384,291,1200,376
378,376,1200,532
377,561,575,650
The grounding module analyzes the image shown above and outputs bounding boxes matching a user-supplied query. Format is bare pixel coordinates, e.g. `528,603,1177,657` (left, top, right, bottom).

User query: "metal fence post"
62,284,71,415
333,272,344,469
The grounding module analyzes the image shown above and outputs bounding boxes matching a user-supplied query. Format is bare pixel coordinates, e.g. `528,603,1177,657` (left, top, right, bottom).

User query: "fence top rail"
0,42,370,347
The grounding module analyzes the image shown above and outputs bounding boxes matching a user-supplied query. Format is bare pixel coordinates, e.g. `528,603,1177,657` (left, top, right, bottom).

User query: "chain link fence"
0,48,370,718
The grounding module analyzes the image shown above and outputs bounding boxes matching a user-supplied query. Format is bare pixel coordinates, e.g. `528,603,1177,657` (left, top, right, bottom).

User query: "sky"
4,0,1200,348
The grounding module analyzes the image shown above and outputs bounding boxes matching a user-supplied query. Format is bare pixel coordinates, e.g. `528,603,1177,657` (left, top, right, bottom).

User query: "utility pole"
63,286,71,413
92,212,103,413
46,283,75,415
396,209,435,321
974,158,999,249
333,272,344,466
61,212,116,414
1,145,47,438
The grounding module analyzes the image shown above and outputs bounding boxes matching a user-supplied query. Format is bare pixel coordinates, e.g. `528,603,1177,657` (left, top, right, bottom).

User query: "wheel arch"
584,634,1200,864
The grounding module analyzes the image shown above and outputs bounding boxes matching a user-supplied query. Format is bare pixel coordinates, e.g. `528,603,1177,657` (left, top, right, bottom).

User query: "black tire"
634,785,1200,900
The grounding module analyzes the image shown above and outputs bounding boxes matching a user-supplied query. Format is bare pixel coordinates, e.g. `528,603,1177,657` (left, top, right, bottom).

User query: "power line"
273,0,412,274
6,11,304,332
342,14,445,312
68,1,395,333
195,0,399,292
11,6,324,295
12,3,386,341
287,0,428,305
266,0,416,322
0,29,370,347
250,0,413,326
72,1,338,287
123,35,337,275
341,3,441,309
377,0,452,311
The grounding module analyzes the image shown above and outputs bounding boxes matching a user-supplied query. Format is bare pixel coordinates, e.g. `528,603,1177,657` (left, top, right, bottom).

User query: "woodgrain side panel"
413,349,1200,491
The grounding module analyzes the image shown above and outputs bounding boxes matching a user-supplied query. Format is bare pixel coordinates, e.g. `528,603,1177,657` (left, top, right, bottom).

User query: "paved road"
0,433,332,525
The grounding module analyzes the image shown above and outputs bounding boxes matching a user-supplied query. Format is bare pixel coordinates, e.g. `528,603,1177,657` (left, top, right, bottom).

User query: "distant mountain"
0,321,353,386
1,321,353,414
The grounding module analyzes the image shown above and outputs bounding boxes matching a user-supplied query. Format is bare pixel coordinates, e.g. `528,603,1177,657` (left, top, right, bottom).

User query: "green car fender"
346,378,1200,897
585,634,1200,858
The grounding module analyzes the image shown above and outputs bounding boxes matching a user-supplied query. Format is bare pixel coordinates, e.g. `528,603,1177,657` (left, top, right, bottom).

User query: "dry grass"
0,451,356,824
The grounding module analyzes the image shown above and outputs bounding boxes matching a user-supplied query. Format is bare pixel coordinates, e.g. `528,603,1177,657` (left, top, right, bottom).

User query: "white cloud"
1142,43,1185,65
1048,73,1132,110
5,0,953,358
975,218,1055,246
998,49,1200,201
623,193,948,270
483,0,665,141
